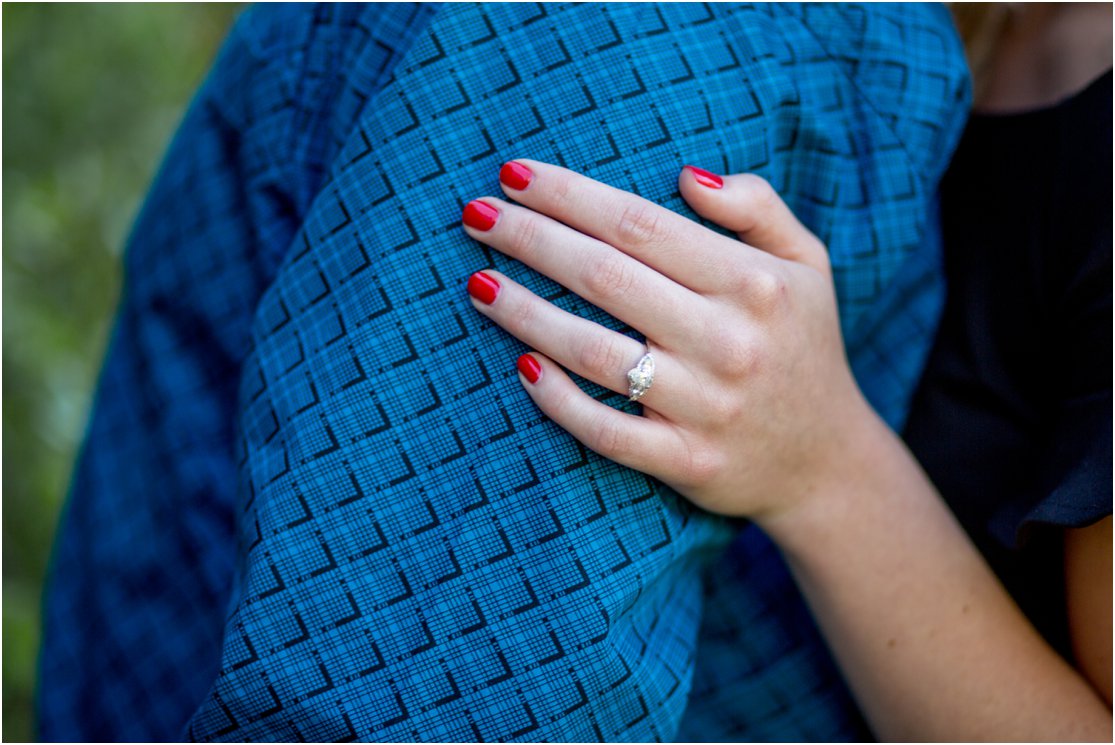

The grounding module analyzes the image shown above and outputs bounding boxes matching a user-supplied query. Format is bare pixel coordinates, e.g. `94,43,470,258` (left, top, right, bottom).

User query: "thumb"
678,166,829,274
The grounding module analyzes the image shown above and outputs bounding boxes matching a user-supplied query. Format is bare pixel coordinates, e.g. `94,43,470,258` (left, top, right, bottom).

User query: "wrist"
755,393,898,551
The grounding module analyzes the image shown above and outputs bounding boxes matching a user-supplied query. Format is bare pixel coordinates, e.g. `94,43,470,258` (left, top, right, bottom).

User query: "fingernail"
517,353,542,384
500,161,534,191
467,271,501,304
463,200,500,231
685,165,723,189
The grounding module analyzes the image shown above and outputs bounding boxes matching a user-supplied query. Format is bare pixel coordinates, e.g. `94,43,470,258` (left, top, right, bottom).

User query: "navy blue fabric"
903,69,1112,664
38,4,969,742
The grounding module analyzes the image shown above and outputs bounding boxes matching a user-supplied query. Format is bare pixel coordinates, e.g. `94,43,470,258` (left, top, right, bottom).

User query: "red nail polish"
685,165,723,189
500,161,534,191
463,200,500,231
467,271,501,305
517,354,542,384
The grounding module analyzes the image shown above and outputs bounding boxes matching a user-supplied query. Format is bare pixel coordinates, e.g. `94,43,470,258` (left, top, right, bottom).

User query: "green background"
3,5,240,740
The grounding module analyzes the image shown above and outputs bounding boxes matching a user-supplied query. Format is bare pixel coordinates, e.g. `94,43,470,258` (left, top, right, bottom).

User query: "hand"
461,160,877,522
461,163,1115,743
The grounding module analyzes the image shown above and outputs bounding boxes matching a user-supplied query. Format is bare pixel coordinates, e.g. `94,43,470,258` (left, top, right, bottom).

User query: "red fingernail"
467,271,501,305
517,354,542,384
685,165,723,189
463,200,500,231
500,161,534,191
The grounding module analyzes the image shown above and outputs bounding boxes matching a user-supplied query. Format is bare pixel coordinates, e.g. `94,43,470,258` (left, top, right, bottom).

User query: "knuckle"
576,333,626,378
614,200,665,249
717,260,752,293
716,395,746,428
749,268,789,312
548,174,577,212
678,444,724,488
549,386,578,419
590,414,631,460
504,291,537,334
699,380,746,426
741,173,780,212
506,214,540,258
690,378,732,423
711,325,759,377
582,252,637,301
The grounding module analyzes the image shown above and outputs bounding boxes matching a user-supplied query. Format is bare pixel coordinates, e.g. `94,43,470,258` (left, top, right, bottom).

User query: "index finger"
498,159,763,293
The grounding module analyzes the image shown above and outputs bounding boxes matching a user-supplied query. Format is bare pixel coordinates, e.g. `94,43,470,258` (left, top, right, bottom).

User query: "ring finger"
466,269,696,421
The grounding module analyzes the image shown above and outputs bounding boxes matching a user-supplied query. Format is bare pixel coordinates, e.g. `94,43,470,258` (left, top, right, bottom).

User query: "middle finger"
462,197,705,350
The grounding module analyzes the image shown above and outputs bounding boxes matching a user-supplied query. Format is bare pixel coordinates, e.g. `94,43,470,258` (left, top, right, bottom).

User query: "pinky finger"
515,352,682,480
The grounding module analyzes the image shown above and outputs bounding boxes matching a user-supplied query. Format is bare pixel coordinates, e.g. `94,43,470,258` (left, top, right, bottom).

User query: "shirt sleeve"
177,4,969,743
35,6,423,740
39,4,972,743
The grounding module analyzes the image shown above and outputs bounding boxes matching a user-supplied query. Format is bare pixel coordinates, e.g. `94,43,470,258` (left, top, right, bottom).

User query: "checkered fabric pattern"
37,4,969,742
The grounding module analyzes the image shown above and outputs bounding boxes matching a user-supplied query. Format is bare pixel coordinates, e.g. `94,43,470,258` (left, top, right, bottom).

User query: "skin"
976,3,1112,113
461,160,1113,741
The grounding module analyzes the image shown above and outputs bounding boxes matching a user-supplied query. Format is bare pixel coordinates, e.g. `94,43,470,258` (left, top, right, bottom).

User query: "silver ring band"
626,351,655,402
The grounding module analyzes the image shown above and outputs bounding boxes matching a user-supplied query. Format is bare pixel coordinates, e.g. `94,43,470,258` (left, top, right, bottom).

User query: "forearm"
761,403,1112,742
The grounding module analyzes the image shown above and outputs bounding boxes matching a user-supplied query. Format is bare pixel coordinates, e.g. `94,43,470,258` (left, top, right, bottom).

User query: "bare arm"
763,408,1112,741
1065,516,1113,707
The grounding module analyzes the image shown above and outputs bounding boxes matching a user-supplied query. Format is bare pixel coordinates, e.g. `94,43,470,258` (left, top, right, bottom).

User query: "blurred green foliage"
3,5,240,740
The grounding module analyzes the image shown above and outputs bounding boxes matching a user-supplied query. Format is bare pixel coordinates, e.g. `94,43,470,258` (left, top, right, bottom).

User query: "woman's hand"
459,161,1113,740
459,161,1114,742
460,160,877,523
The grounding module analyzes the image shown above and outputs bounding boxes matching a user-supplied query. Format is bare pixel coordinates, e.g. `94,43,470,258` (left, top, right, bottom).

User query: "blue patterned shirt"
38,4,969,741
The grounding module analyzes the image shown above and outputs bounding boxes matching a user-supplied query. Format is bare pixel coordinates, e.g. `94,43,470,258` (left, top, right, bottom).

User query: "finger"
496,159,760,293
462,197,706,350
466,270,697,421
514,352,686,481
678,167,829,275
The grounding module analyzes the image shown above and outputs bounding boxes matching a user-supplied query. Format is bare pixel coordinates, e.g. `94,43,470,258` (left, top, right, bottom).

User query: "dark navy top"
904,70,1113,659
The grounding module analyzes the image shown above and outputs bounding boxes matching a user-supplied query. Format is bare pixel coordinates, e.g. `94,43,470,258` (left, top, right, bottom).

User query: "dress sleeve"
1009,229,1113,541
994,77,1113,545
